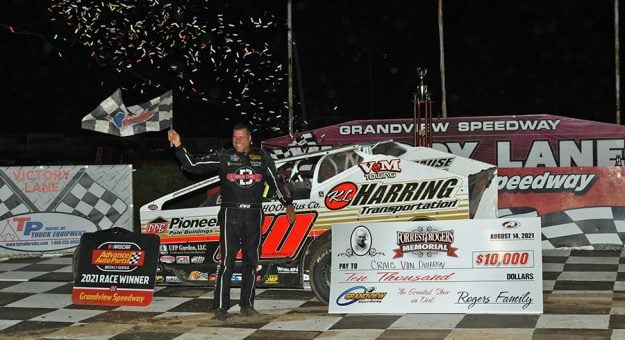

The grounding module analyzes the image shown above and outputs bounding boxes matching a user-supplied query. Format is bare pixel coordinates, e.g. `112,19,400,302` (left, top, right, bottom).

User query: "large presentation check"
329,218,543,314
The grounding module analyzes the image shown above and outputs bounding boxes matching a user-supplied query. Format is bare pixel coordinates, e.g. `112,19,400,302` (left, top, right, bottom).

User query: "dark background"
0,0,621,143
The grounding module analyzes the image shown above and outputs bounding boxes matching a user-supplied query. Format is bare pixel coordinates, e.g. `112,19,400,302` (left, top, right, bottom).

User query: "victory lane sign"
72,228,159,307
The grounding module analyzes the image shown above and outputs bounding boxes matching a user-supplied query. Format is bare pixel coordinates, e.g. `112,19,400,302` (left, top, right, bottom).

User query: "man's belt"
221,202,262,209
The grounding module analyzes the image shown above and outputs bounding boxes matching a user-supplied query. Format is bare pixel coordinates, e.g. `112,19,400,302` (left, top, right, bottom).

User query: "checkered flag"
269,132,324,159
540,206,625,250
128,252,142,264
295,132,317,146
51,173,128,229
81,89,173,137
269,148,290,160
0,175,35,220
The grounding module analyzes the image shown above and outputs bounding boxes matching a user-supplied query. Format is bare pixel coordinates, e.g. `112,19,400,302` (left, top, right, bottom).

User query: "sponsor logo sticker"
325,182,357,210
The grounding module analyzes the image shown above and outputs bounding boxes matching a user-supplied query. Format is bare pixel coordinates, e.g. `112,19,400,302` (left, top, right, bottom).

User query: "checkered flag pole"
81,89,173,137
50,173,128,229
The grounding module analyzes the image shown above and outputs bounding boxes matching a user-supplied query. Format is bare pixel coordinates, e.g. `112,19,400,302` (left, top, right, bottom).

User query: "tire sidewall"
310,245,331,304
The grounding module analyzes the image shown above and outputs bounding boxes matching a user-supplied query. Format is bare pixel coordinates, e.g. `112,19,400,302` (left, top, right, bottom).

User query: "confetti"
46,0,292,135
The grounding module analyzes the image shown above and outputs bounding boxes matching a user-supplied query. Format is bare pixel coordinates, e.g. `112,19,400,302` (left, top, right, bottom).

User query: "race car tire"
72,245,80,281
309,238,331,305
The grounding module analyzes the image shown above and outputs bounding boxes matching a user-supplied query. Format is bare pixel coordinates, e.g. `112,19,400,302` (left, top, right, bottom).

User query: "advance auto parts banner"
329,218,543,314
498,166,625,249
262,114,625,167
0,165,132,257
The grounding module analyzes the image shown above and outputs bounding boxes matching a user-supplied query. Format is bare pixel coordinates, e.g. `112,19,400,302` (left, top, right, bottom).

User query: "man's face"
356,232,367,247
232,128,252,153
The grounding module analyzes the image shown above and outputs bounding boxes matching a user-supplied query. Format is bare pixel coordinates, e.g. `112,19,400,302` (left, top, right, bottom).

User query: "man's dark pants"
213,207,263,310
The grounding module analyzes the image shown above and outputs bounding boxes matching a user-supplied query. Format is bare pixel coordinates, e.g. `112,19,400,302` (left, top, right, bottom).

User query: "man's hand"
168,129,182,147
286,204,296,224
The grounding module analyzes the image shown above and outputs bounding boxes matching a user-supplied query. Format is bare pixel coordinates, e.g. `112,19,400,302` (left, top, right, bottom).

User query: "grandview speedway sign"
262,114,625,167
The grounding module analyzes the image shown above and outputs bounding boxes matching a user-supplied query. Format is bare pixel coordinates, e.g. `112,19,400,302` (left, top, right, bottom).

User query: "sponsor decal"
416,157,454,170
264,274,279,284
352,179,459,206
262,201,321,213
167,217,218,236
169,217,218,229
325,182,358,210
175,255,190,264
159,244,168,254
165,275,181,283
148,204,158,210
249,154,261,161
232,273,242,282
358,159,401,180
498,171,597,194
155,275,164,283
160,255,175,263
227,167,263,188
276,266,299,274
336,286,387,306
180,244,206,251
359,201,459,215
230,154,240,162
324,179,461,213
250,161,262,167
105,109,155,128
393,227,458,258
502,220,520,229
146,221,167,234
91,242,144,273
190,255,205,263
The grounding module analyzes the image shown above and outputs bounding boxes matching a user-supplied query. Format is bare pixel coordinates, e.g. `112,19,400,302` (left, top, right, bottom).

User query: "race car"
140,140,497,304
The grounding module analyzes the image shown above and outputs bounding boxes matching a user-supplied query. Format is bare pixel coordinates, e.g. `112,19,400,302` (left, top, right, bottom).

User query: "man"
168,123,296,321
353,228,369,255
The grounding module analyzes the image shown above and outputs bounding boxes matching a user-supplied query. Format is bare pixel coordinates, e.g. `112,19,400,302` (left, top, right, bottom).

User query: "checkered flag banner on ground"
52,173,128,229
498,206,625,250
81,89,173,137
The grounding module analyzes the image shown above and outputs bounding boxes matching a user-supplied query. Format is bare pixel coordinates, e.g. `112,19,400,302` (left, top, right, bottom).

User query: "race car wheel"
72,245,80,281
309,238,331,304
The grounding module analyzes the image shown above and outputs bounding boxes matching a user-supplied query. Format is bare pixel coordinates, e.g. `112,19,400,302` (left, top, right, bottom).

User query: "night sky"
0,0,621,140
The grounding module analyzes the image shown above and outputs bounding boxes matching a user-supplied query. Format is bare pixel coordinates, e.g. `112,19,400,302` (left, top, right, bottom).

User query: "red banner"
498,167,625,216
263,115,625,167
